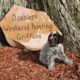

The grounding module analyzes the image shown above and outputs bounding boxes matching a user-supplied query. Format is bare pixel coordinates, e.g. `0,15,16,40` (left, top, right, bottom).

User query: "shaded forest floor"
0,46,80,80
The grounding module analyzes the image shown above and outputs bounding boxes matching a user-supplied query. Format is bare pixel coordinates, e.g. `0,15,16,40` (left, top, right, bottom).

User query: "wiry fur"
39,32,72,70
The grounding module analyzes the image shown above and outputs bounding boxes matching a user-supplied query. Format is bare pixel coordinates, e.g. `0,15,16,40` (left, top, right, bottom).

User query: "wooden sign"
0,5,61,51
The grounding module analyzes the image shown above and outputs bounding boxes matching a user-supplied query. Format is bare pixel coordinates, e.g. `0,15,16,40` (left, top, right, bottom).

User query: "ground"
0,46,80,80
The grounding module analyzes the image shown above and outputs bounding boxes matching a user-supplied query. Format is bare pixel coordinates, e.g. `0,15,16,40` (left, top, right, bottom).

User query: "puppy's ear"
56,32,64,43
48,32,53,41
59,36,64,43
58,34,64,43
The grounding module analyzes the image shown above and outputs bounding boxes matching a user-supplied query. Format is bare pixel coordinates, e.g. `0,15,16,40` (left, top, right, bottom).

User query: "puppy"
39,32,72,70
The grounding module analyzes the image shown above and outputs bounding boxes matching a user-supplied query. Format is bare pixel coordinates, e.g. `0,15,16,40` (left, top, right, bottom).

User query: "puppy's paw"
68,60,73,64
48,63,55,71
64,59,73,65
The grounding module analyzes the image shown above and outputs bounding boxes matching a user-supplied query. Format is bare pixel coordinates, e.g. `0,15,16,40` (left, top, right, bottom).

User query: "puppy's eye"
53,36,57,39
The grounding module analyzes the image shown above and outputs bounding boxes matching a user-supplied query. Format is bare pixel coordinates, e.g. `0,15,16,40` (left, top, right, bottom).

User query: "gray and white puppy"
39,32,72,70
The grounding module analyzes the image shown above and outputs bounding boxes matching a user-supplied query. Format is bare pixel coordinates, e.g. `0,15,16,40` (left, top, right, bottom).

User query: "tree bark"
0,0,80,52
48,0,80,52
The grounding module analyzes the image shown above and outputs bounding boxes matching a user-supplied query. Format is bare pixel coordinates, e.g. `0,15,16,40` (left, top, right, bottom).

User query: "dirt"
0,46,80,80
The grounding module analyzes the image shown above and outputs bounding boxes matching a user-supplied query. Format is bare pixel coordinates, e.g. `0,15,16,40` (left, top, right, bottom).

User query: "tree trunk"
47,0,80,52
0,0,80,52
